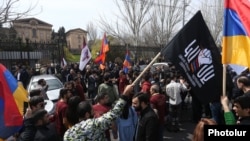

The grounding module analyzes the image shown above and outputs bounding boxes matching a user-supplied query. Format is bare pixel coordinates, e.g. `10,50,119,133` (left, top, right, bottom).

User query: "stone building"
66,28,88,52
12,18,53,43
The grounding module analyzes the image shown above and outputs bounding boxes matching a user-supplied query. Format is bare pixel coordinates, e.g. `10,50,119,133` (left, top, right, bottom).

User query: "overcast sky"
19,0,119,32
17,0,201,34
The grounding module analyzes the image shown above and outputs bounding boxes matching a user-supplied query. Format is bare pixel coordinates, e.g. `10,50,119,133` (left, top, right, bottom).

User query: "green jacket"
224,111,236,125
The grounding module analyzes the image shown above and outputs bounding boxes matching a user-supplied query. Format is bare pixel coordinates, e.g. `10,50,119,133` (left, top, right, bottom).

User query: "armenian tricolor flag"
222,0,250,67
123,50,131,74
0,64,28,140
94,33,109,69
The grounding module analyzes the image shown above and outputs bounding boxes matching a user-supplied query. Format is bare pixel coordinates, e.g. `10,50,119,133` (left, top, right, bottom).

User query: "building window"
78,35,81,43
32,29,37,38
40,32,44,40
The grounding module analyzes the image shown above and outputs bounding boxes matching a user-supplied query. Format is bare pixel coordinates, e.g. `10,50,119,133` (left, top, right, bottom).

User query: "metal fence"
108,44,163,63
0,40,61,70
0,40,163,70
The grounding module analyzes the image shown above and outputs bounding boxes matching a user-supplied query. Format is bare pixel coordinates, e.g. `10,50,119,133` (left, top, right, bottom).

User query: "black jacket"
134,106,159,141
17,118,36,141
239,117,250,125
33,124,60,141
18,118,59,141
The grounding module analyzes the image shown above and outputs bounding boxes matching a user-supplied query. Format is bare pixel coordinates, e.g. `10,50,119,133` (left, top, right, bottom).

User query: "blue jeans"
209,102,223,124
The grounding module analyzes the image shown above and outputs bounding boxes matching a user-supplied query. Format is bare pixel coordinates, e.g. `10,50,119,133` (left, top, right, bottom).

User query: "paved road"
111,105,196,141
163,121,196,141
111,118,196,141
164,104,196,141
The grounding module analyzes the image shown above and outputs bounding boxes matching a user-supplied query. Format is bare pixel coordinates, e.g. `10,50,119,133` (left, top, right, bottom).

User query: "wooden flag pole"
132,52,162,85
222,64,227,96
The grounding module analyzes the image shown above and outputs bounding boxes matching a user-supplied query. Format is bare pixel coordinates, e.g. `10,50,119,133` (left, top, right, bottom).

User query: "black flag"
161,11,222,104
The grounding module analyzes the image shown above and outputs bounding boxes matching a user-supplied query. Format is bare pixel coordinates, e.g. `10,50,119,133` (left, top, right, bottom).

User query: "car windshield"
30,79,63,91
45,79,63,90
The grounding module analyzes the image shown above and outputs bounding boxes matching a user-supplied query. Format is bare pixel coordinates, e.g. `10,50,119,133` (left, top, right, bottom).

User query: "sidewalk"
164,121,196,141
111,105,196,141
164,102,195,141
111,121,196,141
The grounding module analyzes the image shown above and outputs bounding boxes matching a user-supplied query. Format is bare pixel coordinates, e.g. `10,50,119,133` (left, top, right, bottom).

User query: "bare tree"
0,0,38,25
98,0,154,45
200,0,223,45
86,22,98,48
86,22,97,42
142,0,190,47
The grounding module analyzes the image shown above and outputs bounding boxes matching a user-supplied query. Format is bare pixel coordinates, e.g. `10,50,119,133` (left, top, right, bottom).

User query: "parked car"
151,62,169,72
27,74,64,101
27,74,64,114
138,62,170,73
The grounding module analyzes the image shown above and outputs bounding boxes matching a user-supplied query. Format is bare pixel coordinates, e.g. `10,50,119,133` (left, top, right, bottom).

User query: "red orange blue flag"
222,0,250,67
123,50,131,74
0,64,28,140
102,33,109,53
94,33,109,69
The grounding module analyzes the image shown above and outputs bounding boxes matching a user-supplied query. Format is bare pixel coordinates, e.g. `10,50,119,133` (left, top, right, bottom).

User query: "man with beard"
132,92,160,141
64,84,134,141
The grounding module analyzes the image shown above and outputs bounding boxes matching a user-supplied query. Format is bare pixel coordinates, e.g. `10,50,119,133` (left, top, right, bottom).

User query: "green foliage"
90,40,102,59
64,47,78,62
90,35,126,63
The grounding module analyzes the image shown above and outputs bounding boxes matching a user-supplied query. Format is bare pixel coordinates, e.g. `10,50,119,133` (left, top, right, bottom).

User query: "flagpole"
132,52,161,85
222,64,227,96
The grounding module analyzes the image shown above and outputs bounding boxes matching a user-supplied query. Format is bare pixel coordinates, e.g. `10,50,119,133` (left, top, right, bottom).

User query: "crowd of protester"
8,58,250,141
